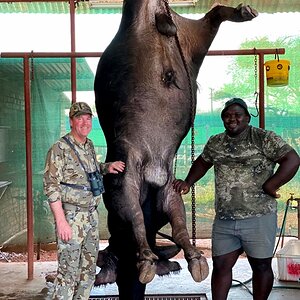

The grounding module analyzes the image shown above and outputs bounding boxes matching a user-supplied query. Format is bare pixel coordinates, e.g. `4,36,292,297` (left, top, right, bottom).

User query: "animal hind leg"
117,183,159,284
206,3,258,23
163,187,209,282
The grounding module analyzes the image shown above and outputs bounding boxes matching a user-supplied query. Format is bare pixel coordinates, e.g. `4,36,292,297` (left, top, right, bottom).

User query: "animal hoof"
138,260,157,284
94,267,117,286
239,4,258,20
188,256,209,282
156,259,181,276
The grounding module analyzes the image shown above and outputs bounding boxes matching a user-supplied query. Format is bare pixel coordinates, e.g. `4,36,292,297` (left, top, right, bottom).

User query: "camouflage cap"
221,98,251,120
69,102,93,118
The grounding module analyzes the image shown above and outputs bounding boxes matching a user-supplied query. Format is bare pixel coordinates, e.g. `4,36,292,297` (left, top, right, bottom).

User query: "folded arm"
263,149,300,198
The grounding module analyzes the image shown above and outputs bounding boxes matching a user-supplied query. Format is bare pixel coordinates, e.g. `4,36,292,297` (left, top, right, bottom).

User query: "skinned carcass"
94,1,258,298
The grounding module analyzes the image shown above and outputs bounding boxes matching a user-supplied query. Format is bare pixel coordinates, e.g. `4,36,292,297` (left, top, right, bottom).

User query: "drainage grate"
89,294,207,300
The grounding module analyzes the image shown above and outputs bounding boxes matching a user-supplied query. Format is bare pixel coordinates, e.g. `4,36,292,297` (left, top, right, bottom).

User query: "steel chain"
164,0,197,246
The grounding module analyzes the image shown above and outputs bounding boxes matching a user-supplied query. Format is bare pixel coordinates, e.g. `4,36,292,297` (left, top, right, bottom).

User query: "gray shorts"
212,213,277,258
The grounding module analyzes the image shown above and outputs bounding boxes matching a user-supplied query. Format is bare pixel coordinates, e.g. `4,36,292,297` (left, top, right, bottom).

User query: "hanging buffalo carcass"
94,1,258,298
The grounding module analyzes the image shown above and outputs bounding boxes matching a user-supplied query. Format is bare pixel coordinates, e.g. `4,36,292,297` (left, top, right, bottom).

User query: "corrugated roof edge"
0,1,288,15
0,2,206,14
0,1,299,14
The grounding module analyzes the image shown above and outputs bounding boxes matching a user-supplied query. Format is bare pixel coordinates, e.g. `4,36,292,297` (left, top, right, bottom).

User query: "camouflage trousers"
48,208,99,300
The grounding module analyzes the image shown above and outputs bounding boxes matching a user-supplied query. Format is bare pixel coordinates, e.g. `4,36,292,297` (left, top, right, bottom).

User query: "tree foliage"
213,36,300,115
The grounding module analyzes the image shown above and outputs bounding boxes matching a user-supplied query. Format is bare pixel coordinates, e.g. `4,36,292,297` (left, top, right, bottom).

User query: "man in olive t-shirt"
173,98,300,300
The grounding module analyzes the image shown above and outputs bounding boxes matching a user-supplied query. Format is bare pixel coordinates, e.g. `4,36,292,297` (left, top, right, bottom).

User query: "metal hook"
251,91,259,117
275,48,280,61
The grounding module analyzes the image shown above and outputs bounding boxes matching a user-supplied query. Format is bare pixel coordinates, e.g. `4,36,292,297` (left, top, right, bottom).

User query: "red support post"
23,56,34,281
70,0,77,103
258,53,265,129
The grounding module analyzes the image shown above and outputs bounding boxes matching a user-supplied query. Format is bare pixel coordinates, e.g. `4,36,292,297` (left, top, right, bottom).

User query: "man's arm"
173,156,213,194
49,200,72,242
263,149,300,198
99,161,125,175
44,144,72,242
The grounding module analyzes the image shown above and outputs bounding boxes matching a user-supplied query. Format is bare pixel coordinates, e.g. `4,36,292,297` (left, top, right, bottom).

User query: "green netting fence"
0,55,299,249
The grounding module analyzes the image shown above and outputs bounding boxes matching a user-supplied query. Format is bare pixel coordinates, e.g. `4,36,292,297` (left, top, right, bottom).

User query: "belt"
63,203,98,213
60,182,91,191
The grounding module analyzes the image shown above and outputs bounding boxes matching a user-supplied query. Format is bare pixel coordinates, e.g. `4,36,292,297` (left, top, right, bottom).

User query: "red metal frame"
1,47,285,281
0,0,286,280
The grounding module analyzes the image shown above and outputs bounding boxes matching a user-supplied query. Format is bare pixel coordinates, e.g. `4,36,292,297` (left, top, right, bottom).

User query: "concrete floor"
0,257,299,299
91,258,300,300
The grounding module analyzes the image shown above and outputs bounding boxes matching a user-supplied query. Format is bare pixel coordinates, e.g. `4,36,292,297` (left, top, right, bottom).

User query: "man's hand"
108,161,125,174
262,181,281,198
49,200,73,242
173,179,191,195
56,219,73,242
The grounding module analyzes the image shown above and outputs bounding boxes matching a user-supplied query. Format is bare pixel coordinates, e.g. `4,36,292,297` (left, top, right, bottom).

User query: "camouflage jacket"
201,126,293,220
43,133,110,207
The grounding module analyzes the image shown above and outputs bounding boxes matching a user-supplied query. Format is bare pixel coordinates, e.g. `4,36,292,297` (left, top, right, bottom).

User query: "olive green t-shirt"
201,126,293,220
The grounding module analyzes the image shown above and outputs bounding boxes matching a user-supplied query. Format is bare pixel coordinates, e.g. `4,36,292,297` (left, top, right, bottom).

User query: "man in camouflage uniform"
44,102,125,300
173,98,300,300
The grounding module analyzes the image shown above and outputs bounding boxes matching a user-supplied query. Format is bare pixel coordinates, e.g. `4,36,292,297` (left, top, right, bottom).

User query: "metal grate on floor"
89,294,207,300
